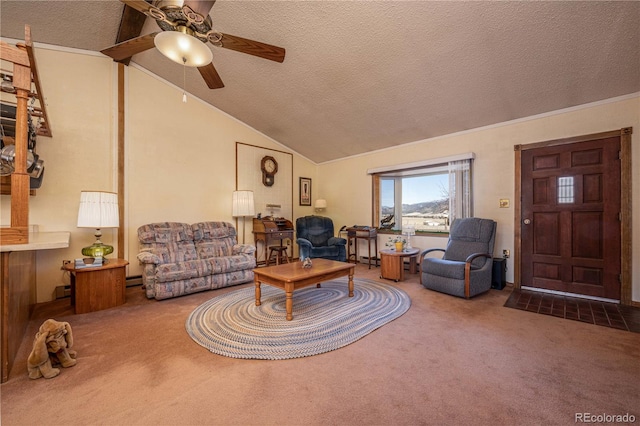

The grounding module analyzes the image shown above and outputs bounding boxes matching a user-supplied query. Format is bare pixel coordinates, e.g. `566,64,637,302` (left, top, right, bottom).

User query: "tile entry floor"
504,289,640,333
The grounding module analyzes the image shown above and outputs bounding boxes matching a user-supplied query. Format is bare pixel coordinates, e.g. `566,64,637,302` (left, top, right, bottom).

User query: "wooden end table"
380,247,420,282
62,258,128,314
253,258,355,320
346,227,379,269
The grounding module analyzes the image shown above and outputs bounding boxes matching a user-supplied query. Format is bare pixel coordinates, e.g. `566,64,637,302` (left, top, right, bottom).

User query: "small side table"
62,258,129,314
346,227,379,269
380,248,420,282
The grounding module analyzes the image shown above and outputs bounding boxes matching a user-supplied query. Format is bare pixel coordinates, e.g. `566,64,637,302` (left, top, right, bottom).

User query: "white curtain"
448,159,472,224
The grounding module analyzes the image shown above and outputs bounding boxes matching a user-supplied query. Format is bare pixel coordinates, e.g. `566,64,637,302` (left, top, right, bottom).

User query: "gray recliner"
419,217,496,298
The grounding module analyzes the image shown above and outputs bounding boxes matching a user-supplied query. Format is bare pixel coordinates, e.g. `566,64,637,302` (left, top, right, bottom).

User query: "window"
370,154,474,233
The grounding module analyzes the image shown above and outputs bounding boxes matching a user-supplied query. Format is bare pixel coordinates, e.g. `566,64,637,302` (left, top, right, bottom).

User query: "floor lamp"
232,190,255,244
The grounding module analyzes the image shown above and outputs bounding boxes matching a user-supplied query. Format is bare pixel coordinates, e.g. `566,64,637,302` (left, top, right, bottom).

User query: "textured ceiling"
2,1,639,163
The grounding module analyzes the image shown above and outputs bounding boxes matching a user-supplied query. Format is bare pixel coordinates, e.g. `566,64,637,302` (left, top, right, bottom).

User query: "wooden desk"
62,259,128,314
252,217,294,266
346,227,379,269
380,247,420,282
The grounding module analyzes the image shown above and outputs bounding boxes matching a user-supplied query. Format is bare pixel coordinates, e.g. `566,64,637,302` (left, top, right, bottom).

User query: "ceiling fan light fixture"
154,27,212,67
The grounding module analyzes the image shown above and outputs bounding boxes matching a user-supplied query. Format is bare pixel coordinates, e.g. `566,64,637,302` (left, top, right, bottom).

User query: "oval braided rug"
185,278,411,359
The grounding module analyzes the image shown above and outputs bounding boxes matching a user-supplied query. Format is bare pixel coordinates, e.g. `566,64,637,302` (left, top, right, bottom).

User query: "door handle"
523,219,531,225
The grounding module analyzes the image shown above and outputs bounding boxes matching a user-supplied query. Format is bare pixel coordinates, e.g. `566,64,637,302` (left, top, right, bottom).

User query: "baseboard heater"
55,285,71,299
126,276,143,287
55,275,144,300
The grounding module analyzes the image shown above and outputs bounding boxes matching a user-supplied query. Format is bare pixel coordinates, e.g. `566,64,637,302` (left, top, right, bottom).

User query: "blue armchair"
296,215,347,262
419,217,497,299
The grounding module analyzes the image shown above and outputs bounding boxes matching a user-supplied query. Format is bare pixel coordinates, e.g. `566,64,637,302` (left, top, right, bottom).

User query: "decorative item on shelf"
380,214,395,230
266,203,281,217
385,235,407,252
0,144,45,179
301,257,313,268
74,257,103,269
0,122,46,188
76,191,119,262
1,74,15,93
314,199,327,212
403,224,416,249
232,190,255,244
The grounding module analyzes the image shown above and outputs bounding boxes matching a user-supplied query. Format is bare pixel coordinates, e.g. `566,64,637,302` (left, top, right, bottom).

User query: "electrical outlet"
503,249,510,258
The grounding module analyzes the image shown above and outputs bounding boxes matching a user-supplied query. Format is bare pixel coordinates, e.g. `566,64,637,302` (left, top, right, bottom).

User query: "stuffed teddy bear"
27,319,77,379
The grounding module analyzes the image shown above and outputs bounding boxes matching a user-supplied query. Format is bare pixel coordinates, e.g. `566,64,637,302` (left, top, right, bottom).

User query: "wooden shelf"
0,26,52,198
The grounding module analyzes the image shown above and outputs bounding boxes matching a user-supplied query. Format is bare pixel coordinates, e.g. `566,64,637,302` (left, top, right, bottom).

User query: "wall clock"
261,156,278,186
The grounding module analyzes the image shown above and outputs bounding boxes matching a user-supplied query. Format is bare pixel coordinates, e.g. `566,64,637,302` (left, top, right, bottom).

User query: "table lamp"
314,199,327,212
77,191,119,261
232,190,255,244
403,224,416,249
266,203,281,217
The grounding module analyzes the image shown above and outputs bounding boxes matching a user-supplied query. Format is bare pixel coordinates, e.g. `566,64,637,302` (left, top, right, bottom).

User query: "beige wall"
0,46,316,302
1,44,638,303
1,48,117,303
125,66,316,276
318,96,640,301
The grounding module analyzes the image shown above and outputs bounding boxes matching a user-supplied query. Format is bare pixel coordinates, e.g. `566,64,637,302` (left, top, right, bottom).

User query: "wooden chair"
268,246,290,265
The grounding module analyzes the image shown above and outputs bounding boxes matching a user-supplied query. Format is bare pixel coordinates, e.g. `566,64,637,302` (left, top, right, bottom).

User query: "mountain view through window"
380,173,450,232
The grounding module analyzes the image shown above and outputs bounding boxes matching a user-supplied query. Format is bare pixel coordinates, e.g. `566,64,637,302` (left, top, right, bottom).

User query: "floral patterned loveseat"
137,221,256,300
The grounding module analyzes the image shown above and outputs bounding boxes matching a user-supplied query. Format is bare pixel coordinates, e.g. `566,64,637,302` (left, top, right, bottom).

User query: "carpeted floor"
504,288,640,333
2,265,638,426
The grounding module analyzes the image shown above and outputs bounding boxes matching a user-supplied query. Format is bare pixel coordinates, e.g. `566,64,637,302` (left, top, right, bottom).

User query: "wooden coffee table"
253,258,355,320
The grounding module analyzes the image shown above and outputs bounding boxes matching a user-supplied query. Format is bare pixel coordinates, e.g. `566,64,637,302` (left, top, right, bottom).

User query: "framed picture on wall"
299,177,312,206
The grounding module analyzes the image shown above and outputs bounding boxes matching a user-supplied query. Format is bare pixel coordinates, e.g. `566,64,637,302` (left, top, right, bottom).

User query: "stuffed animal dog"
27,319,77,379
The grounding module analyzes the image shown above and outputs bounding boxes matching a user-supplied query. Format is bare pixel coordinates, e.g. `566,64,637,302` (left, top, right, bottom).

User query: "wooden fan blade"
183,0,216,18
198,63,225,89
219,33,285,63
120,0,154,15
114,3,148,65
101,32,159,62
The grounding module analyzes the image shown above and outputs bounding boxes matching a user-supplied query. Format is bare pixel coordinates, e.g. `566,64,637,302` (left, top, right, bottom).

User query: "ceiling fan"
100,0,286,89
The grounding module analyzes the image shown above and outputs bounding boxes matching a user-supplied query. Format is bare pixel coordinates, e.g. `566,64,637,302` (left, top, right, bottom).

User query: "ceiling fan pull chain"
182,57,187,103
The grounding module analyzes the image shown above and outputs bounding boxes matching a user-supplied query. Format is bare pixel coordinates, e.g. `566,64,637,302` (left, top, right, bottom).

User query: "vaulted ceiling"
1,1,639,163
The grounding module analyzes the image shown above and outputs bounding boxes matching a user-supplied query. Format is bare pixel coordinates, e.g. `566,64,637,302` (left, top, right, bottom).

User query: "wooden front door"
520,135,622,300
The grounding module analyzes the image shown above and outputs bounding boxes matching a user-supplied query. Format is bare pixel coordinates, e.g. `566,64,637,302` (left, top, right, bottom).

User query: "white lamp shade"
77,191,119,228
403,225,416,235
232,191,255,217
154,30,213,67
315,199,327,209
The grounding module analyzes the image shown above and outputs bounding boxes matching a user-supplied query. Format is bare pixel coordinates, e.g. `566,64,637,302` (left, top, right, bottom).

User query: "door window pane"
558,176,574,204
